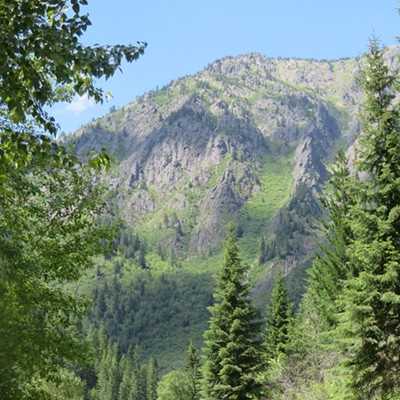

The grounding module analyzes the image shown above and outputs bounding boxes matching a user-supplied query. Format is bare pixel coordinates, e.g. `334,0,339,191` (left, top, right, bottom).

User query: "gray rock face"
293,104,340,191
71,47,399,263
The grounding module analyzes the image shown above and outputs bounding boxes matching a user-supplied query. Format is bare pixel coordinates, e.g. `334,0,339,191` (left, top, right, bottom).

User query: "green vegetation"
262,41,400,400
0,1,145,398
156,370,191,400
151,89,173,106
337,41,400,398
247,84,275,105
80,327,158,400
263,270,293,359
324,96,352,132
2,2,400,400
0,0,145,135
185,341,202,400
81,254,214,372
238,152,293,263
0,136,109,399
110,107,127,125
201,229,264,400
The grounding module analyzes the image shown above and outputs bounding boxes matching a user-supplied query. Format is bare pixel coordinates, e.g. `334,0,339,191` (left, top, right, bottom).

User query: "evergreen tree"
272,152,357,399
202,228,263,400
146,357,158,400
129,345,145,400
96,340,120,400
117,353,132,400
307,150,354,327
338,40,400,398
138,244,148,269
185,341,201,400
264,270,293,360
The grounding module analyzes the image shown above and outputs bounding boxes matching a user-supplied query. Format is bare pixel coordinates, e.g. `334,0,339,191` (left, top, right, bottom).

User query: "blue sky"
54,0,400,135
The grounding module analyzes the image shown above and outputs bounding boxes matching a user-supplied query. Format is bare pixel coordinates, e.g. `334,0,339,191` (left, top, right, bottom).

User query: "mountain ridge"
69,47,400,368
70,48,369,257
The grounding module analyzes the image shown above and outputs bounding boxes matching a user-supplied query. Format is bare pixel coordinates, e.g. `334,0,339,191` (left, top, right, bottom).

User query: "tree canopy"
0,1,145,398
0,0,146,134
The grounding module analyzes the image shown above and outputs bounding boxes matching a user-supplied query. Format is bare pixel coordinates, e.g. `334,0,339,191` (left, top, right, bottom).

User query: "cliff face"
71,47,399,287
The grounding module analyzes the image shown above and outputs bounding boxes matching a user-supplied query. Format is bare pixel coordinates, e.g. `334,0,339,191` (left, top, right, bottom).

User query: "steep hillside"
71,47,399,369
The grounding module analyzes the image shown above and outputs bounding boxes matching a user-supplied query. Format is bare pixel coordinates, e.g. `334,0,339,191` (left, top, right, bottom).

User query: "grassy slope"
238,152,294,266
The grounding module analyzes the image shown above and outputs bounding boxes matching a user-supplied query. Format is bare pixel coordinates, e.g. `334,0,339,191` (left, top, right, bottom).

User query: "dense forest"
1,1,400,399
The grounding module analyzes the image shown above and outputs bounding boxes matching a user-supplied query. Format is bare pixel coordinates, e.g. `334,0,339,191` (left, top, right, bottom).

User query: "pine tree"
117,353,132,400
129,345,145,400
116,345,145,400
339,41,400,398
202,228,263,400
264,270,293,360
307,150,354,327
146,357,158,400
185,341,201,400
96,340,120,400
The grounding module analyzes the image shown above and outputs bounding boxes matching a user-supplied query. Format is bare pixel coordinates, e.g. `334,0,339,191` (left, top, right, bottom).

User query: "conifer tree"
264,270,293,360
118,353,132,400
307,150,354,327
202,228,263,400
339,40,400,398
96,340,120,400
129,345,145,400
264,271,293,358
185,341,201,400
146,357,158,400
258,236,267,265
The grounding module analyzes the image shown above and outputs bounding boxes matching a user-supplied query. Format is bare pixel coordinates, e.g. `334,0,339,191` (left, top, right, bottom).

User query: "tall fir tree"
264,270,293,360
128,345,145,400
185,341,201,400
96,340,120,400
118,353,133,400
307,150,354,327
146,357,158,400
339,40,400,399
202,228,263,400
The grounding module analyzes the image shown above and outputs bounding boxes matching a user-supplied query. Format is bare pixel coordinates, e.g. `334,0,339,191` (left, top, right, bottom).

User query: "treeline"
40,327,158,400
84,327,158,400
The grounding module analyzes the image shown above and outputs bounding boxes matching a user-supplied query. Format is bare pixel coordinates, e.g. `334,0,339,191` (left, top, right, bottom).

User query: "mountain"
70,46,399,370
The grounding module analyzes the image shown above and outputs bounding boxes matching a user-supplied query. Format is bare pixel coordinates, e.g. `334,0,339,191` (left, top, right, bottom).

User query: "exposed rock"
293,104,340,191
70,47,400,264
